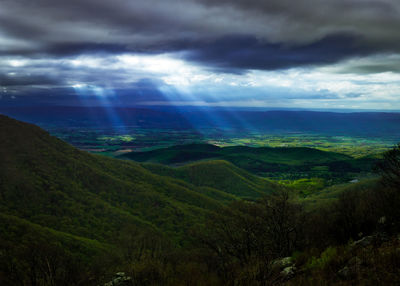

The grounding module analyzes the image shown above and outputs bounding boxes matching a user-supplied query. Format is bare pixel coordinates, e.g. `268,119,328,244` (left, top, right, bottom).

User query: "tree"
375,144,400,231
199,190,304,285
116,226,171,286
260,191,304,257
377,143,400,190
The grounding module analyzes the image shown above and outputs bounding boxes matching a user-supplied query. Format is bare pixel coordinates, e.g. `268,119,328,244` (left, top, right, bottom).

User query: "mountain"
0,115,397,285
120,143,351,164
119,143,377,182
0,115,282,249
142,160,280,199
0,116,204,243
2,106,400,137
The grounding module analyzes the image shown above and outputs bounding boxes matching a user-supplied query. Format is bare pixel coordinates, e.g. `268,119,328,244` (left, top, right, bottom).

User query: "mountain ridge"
0,115,281,247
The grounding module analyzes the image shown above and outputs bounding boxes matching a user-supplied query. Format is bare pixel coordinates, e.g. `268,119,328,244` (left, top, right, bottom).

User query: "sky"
1,0,400,110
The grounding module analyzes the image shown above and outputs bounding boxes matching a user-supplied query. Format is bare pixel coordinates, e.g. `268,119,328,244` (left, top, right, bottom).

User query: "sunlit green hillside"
120,143,380,183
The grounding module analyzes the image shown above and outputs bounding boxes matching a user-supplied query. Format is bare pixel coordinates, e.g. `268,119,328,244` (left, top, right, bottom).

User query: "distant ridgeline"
120,143,380,183
1,106,400,136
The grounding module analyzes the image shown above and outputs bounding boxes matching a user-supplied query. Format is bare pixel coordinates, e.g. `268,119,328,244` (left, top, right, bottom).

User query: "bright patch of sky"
1,52,400,110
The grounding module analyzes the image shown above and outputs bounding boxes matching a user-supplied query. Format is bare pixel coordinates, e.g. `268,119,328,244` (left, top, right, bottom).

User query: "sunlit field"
50,126,395,158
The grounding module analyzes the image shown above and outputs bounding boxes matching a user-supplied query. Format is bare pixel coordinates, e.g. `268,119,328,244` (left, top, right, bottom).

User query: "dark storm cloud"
41,44,131,57
0,79,172,106
1,0,400,72
0,74,61,87
184,34,374,71
329,56,400,74
348,64,400,74
0,0,204,55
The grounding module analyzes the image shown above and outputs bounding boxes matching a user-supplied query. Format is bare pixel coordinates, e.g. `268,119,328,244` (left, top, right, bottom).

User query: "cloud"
1,50,400,109
1,0,400,66
1,0,400,109
183,33,374,72
321,54,400,74
0,74,60,87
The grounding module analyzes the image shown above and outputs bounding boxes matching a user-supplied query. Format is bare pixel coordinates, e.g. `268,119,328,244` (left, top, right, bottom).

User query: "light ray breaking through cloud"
1,0,400,110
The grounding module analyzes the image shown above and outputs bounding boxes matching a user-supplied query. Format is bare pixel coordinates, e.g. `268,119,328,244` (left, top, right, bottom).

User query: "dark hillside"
0,115,285,245
143,160,281,199
0,115,225,243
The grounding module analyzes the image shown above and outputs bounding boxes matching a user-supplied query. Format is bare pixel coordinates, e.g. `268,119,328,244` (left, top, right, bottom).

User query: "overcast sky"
1,0,400,109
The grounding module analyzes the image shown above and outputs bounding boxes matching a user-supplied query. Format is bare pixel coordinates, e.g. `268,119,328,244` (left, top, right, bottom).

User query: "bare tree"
199,190,304,285
375,143,400,231
377,143,400,190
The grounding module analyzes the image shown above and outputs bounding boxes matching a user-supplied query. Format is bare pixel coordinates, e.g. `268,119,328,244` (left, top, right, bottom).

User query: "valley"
0,113,399,285
3,1,400,284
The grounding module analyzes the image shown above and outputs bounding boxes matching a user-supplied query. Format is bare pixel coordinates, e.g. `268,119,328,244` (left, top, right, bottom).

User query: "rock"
274,257,296,280
353,232,390,249
273,257,293,269
353,235,374,248
281,266,296,279
104,272,132,286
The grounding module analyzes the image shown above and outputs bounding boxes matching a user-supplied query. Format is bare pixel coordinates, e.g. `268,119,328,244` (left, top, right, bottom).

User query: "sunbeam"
72,84,127,133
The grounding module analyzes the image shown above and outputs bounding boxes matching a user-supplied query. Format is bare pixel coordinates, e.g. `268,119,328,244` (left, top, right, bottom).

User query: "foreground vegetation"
0,115,399,285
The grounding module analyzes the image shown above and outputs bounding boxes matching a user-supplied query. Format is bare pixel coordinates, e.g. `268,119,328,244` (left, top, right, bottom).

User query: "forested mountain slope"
0,115,282,246
120,143,378,182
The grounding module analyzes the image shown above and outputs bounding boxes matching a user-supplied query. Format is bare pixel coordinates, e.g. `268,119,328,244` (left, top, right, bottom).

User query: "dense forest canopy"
0,115,399,285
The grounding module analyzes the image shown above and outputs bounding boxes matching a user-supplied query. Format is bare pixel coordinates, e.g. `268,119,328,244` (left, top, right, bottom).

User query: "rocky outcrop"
352,235,374,248
272,257,297,280
272,257,292,269
281,265,297,279
104,272,133,286
352,232,389,249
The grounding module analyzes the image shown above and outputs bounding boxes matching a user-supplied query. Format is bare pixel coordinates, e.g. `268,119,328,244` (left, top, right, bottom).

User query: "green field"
48,127,396,158
208,133,394,158
47,126,392,192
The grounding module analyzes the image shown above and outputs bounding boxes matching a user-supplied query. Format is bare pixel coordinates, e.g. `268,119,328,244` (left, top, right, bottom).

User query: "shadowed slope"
143,160,282,199
0,115,227,245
